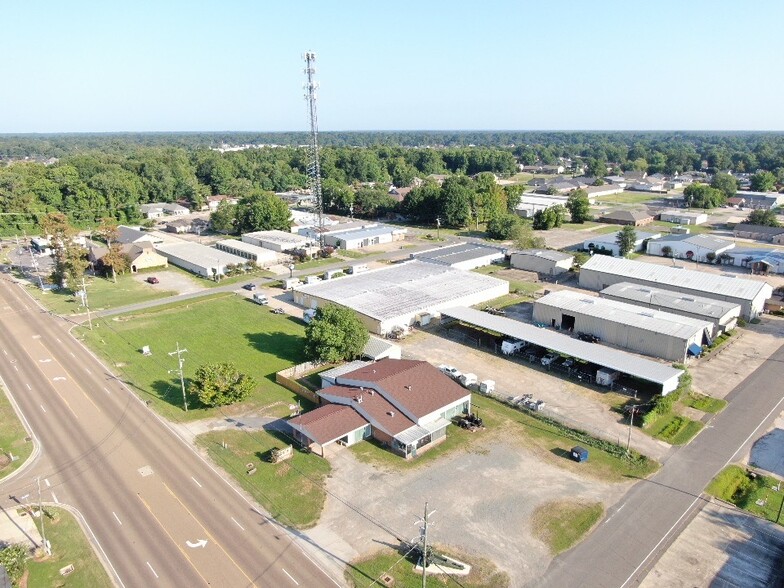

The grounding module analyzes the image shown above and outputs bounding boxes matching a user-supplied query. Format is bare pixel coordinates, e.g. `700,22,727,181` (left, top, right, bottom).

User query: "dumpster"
570,446,589,462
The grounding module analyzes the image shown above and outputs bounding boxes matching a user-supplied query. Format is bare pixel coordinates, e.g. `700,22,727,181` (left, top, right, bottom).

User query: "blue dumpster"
571,446,589,462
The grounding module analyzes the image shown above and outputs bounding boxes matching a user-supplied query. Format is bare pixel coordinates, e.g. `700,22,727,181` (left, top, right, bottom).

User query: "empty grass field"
594,192,659,205
27,274,178,315
646,414,704,445
196,429,330,529
77,293,308,422
346,545,509,588
682,392,727,414
25,507,111,587
531,500,604,554
0,386,33,481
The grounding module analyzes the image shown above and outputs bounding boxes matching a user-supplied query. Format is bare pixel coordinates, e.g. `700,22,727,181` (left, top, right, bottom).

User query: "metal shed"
578,255,773,320
533,290,712,362
440,306,683,395
599,282,741,336
509,249,574,275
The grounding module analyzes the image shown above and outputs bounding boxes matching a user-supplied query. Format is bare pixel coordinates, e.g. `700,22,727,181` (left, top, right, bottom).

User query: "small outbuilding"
154,241,247,278
324,224,407,250
583,230,661,257
242,230,315,253
215,239,279,266
414,242,505,270
599,210,654,226
509,249,574,276
658,209,708,225
646,234,735,262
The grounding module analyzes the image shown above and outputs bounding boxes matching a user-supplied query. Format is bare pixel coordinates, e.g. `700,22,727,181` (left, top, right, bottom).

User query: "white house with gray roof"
583,230,661,257
646,234,735,262
510,249,574,275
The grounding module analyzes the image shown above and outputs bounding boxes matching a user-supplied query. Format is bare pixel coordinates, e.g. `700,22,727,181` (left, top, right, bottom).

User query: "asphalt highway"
539,329,784,587
0,277,343,587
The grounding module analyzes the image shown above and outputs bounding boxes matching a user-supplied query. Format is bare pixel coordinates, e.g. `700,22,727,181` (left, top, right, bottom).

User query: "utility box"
570,446,589,462
596,368,620,387
348,264,368,274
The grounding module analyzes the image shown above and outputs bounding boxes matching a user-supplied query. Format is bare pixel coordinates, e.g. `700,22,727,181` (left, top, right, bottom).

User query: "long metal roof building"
533,290,712,362
579,255,773,320
441,306,683,394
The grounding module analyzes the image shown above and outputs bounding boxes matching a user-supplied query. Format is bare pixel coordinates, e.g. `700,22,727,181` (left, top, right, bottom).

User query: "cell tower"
303,51,325,248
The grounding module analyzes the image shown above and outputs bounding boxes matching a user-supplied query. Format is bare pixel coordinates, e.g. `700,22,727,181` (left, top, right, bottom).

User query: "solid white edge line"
65,311,346,588
282,568,299,585
40,404,46,413
231,516,245,531
191,476,202,488
146,561,159,579
44,478,50,487
620,390,784,588
113,511,123,526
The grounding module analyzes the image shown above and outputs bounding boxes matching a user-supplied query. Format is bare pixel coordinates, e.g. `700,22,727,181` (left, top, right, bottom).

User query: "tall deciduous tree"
192,362,257,407
305,304,369,363
616,225,638,257
566,190,591,223
209,200,237,234
532,205,566,230
710,173,738,200
750,170,776,192
440,176,473,227
746,209,780,227
683,183,726,209
486,212,521,240
235,191,291,233
40,212,88,291
512,221,546,249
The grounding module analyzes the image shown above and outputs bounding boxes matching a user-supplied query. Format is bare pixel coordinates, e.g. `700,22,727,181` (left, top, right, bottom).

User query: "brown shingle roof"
288,404,367,445
338,359,470,420
319,384,415,436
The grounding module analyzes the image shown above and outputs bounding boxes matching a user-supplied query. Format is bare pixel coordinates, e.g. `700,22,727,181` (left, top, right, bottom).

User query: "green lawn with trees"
77,294,308,421
707,465,784,525
531,501,604,554
304,304,369,363
0,386,33,481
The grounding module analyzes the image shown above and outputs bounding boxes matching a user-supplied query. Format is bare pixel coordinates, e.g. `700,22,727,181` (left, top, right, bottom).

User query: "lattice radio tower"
303,51,325,248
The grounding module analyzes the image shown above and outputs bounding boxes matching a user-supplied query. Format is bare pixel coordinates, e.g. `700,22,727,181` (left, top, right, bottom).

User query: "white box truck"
596,368,620,387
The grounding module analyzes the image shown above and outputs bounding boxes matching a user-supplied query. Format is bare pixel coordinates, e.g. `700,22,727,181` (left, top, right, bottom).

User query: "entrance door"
562,314,576,332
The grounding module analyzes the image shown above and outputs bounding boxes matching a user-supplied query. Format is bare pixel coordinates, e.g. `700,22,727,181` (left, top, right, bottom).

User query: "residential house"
658,210,709,225
388,186,413,203
733,224,784,243
599,209,655,226
116,225,162,245
166,219,193,234
288,359,471,458
583,230,661,257
732,191,784,210
88,241,168,273
722,248,784,275
206,195,239,212
584,184,623,199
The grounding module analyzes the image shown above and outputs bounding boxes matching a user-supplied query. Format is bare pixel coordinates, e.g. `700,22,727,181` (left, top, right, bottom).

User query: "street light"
289,263,295,278
436,217,441,240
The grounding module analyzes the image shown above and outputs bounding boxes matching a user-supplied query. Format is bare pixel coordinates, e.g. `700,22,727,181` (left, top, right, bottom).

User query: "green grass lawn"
561,221,603,230
346,546,509,588
196,430,330,529
26,507,111,587
27,274,178,315
707,465,784,525
0,387,33,481
595,192,659,205
295,257,340,270
646,222,716,235
682,393,727,414
339,250,373,259
531,501,604,554
77,294,308,422
646,414,704,445
471,266,544,296
471,396,658,481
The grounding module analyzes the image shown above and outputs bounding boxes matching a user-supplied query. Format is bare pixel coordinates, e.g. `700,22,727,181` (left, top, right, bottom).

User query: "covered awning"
688,343,703,356
394,417,451,446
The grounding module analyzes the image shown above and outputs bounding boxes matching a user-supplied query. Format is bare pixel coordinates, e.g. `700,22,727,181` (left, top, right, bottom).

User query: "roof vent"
368,389,374,395
356,395,363,404
405,385,412,391
387,411,395,417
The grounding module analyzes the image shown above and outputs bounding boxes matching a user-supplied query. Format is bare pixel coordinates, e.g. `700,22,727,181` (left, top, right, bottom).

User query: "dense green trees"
40,212,89,291
566,190,591,223
532,205,566,230
616,226,638,257
486,212,521,240
304,304,369,363
746,209,780,227
710,173,739,200
683,183,727,209
192,362,257,407
750,170,776,192
235,191,291,233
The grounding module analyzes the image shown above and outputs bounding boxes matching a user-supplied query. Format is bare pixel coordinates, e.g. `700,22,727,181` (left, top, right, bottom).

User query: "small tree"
305,304,369,363
746,208,780,227
486,212,521,240
512,221,546,249
750,170,776,192
192,362,257,407
566,190,591,224
616,226,637,257
0,543,29,585
705,251,717,264
661,245,673,258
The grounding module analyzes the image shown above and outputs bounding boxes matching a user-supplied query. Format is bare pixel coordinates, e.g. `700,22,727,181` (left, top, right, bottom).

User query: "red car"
146,277,159,284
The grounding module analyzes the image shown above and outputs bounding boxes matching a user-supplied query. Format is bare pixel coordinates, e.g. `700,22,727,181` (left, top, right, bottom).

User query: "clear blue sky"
3,0,783,133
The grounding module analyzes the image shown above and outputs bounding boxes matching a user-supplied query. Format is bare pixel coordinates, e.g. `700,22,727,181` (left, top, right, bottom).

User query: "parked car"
577,332,600,343
146,276,159,284
243,283,257,291
541,353,558,366
561,358,575,369
439,365,462,380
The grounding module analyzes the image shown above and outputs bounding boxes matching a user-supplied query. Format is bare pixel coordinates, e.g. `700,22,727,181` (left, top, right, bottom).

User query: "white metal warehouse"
215,239,279,266
509,249,574,276
533,290,712,362
413,242,505,270
292,260,509,335
578,255,773,320
441,307,683,395
599,282,740,336
242,230,314,252
154,242,247,277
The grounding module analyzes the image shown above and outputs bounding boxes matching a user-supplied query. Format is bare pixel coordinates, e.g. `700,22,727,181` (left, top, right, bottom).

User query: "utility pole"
626,406,636,453
37,477,50,555
168,343,188,412
303,51,325,250
421,501,429,588
81,276,93,330
436,217,441,240
24,231,45,290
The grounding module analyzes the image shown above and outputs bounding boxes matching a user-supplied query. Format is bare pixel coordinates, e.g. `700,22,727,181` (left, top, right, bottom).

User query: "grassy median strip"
346,545,509,588
707,465,784,525
646,414,704,445
78,294,308,422
531,500,604,554
682,392,727,414
0,386,33,481
26,507,112,587
196,429,330,529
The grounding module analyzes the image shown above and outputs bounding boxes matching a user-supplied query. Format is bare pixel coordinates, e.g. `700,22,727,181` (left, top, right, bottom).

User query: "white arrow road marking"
231,517,245,531
44,479,50,488
26,384,31,390
51,492,59,504
52,377,66,382
186,539,208,549
146,562,158,578
39,358,51,363
282,568,299,585
113,512,122,525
